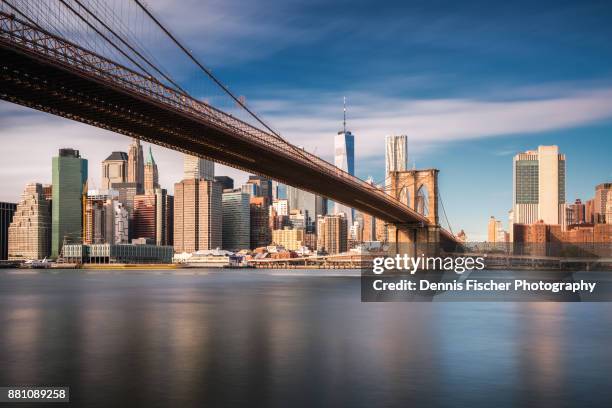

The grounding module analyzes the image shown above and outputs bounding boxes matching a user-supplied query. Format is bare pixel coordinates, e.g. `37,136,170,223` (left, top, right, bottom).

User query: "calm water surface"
1,269,611,407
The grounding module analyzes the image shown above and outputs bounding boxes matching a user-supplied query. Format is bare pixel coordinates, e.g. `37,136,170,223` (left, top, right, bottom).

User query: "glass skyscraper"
334,129,355,226
184,154,214,181
222,190,251,251
287,186,327,232
51,148,88,257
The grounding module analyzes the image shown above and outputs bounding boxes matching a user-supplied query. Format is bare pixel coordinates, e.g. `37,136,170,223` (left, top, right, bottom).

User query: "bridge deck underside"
0,43,457,246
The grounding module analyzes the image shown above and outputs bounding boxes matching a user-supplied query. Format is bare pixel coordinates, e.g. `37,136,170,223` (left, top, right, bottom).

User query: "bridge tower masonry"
387,169,440,256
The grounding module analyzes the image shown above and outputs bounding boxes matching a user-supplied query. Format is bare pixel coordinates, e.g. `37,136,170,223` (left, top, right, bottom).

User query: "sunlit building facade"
133,194,157,241
594,183,612,224
317,214,348,255
511,145,566,240
127,138,144,193
174,179,222,253
101,151,128,190
385,135,408,175
272,227,304,251
250,196,271,249
143,147,160,195
8,183,51,260
184,154,214,181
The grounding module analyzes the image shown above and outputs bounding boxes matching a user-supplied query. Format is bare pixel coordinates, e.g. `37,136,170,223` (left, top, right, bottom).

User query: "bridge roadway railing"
0,11,443,231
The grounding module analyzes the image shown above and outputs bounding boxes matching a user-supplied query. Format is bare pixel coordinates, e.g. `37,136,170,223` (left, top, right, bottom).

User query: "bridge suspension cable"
65,0,188,94
132,0,284,139
129,0,339,178
438,190,454,236
55,0,175,92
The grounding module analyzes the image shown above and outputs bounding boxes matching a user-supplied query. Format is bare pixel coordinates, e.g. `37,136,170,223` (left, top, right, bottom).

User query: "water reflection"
0,270,612,407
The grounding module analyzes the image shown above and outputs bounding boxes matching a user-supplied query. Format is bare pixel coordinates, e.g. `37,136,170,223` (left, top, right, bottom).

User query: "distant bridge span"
0,12,458,246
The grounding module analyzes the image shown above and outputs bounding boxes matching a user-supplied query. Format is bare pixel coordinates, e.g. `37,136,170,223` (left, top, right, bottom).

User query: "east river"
1,269,612,407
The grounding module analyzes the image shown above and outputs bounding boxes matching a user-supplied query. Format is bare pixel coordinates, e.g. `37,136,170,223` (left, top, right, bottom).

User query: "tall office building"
133,194,157,241
287,186,327,232
0,202,17,260
271,181,286,200
512,145,566,232
241,182,259,197
246,175,273,203
84,190,113,244
269,205,290,231
585,198,595,224
155,188,173,246
488,216,498,243
42,185,53,201
101,151,128,190
250,196,271,249
127,138,144,193
174,179,222,253
316,214,348,255
334,99,355,226
111,182,139,237
107,199,129,244
348,219,363,248
143,146,160,195
272,199,289,217
8,183,51,260
184,154,214,181
385,135,408,175
594,183,612,223
83,190,129,245
487,216,508,243
304,232,317,250
222,190,250,251
214,176,234,190
132,188,172,246
567,199,586,226
289,209,307,230
51,148,87,257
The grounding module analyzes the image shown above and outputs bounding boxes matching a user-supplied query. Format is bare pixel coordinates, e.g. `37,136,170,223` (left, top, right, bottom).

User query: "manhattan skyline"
1,0,612,240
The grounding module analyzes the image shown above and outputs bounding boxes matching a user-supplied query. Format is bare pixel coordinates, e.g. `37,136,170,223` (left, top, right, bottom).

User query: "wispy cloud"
146,0,334,65
251,86,612,165
145,0,612,70
493,149,518,157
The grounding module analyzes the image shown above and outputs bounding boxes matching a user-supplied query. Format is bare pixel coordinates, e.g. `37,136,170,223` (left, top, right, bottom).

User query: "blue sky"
1,0,612,239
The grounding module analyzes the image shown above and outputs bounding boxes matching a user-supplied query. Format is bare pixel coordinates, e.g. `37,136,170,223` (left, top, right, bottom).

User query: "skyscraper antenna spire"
343,96,347,133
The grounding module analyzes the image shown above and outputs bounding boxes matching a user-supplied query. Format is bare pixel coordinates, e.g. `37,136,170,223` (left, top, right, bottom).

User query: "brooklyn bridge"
0,0,460,249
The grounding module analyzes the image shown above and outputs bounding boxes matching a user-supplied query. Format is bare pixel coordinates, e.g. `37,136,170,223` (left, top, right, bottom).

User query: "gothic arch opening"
416,184,429,216
399,185,411,208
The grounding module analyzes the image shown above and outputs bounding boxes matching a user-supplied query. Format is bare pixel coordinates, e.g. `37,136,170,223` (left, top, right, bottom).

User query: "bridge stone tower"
387,169,440,255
